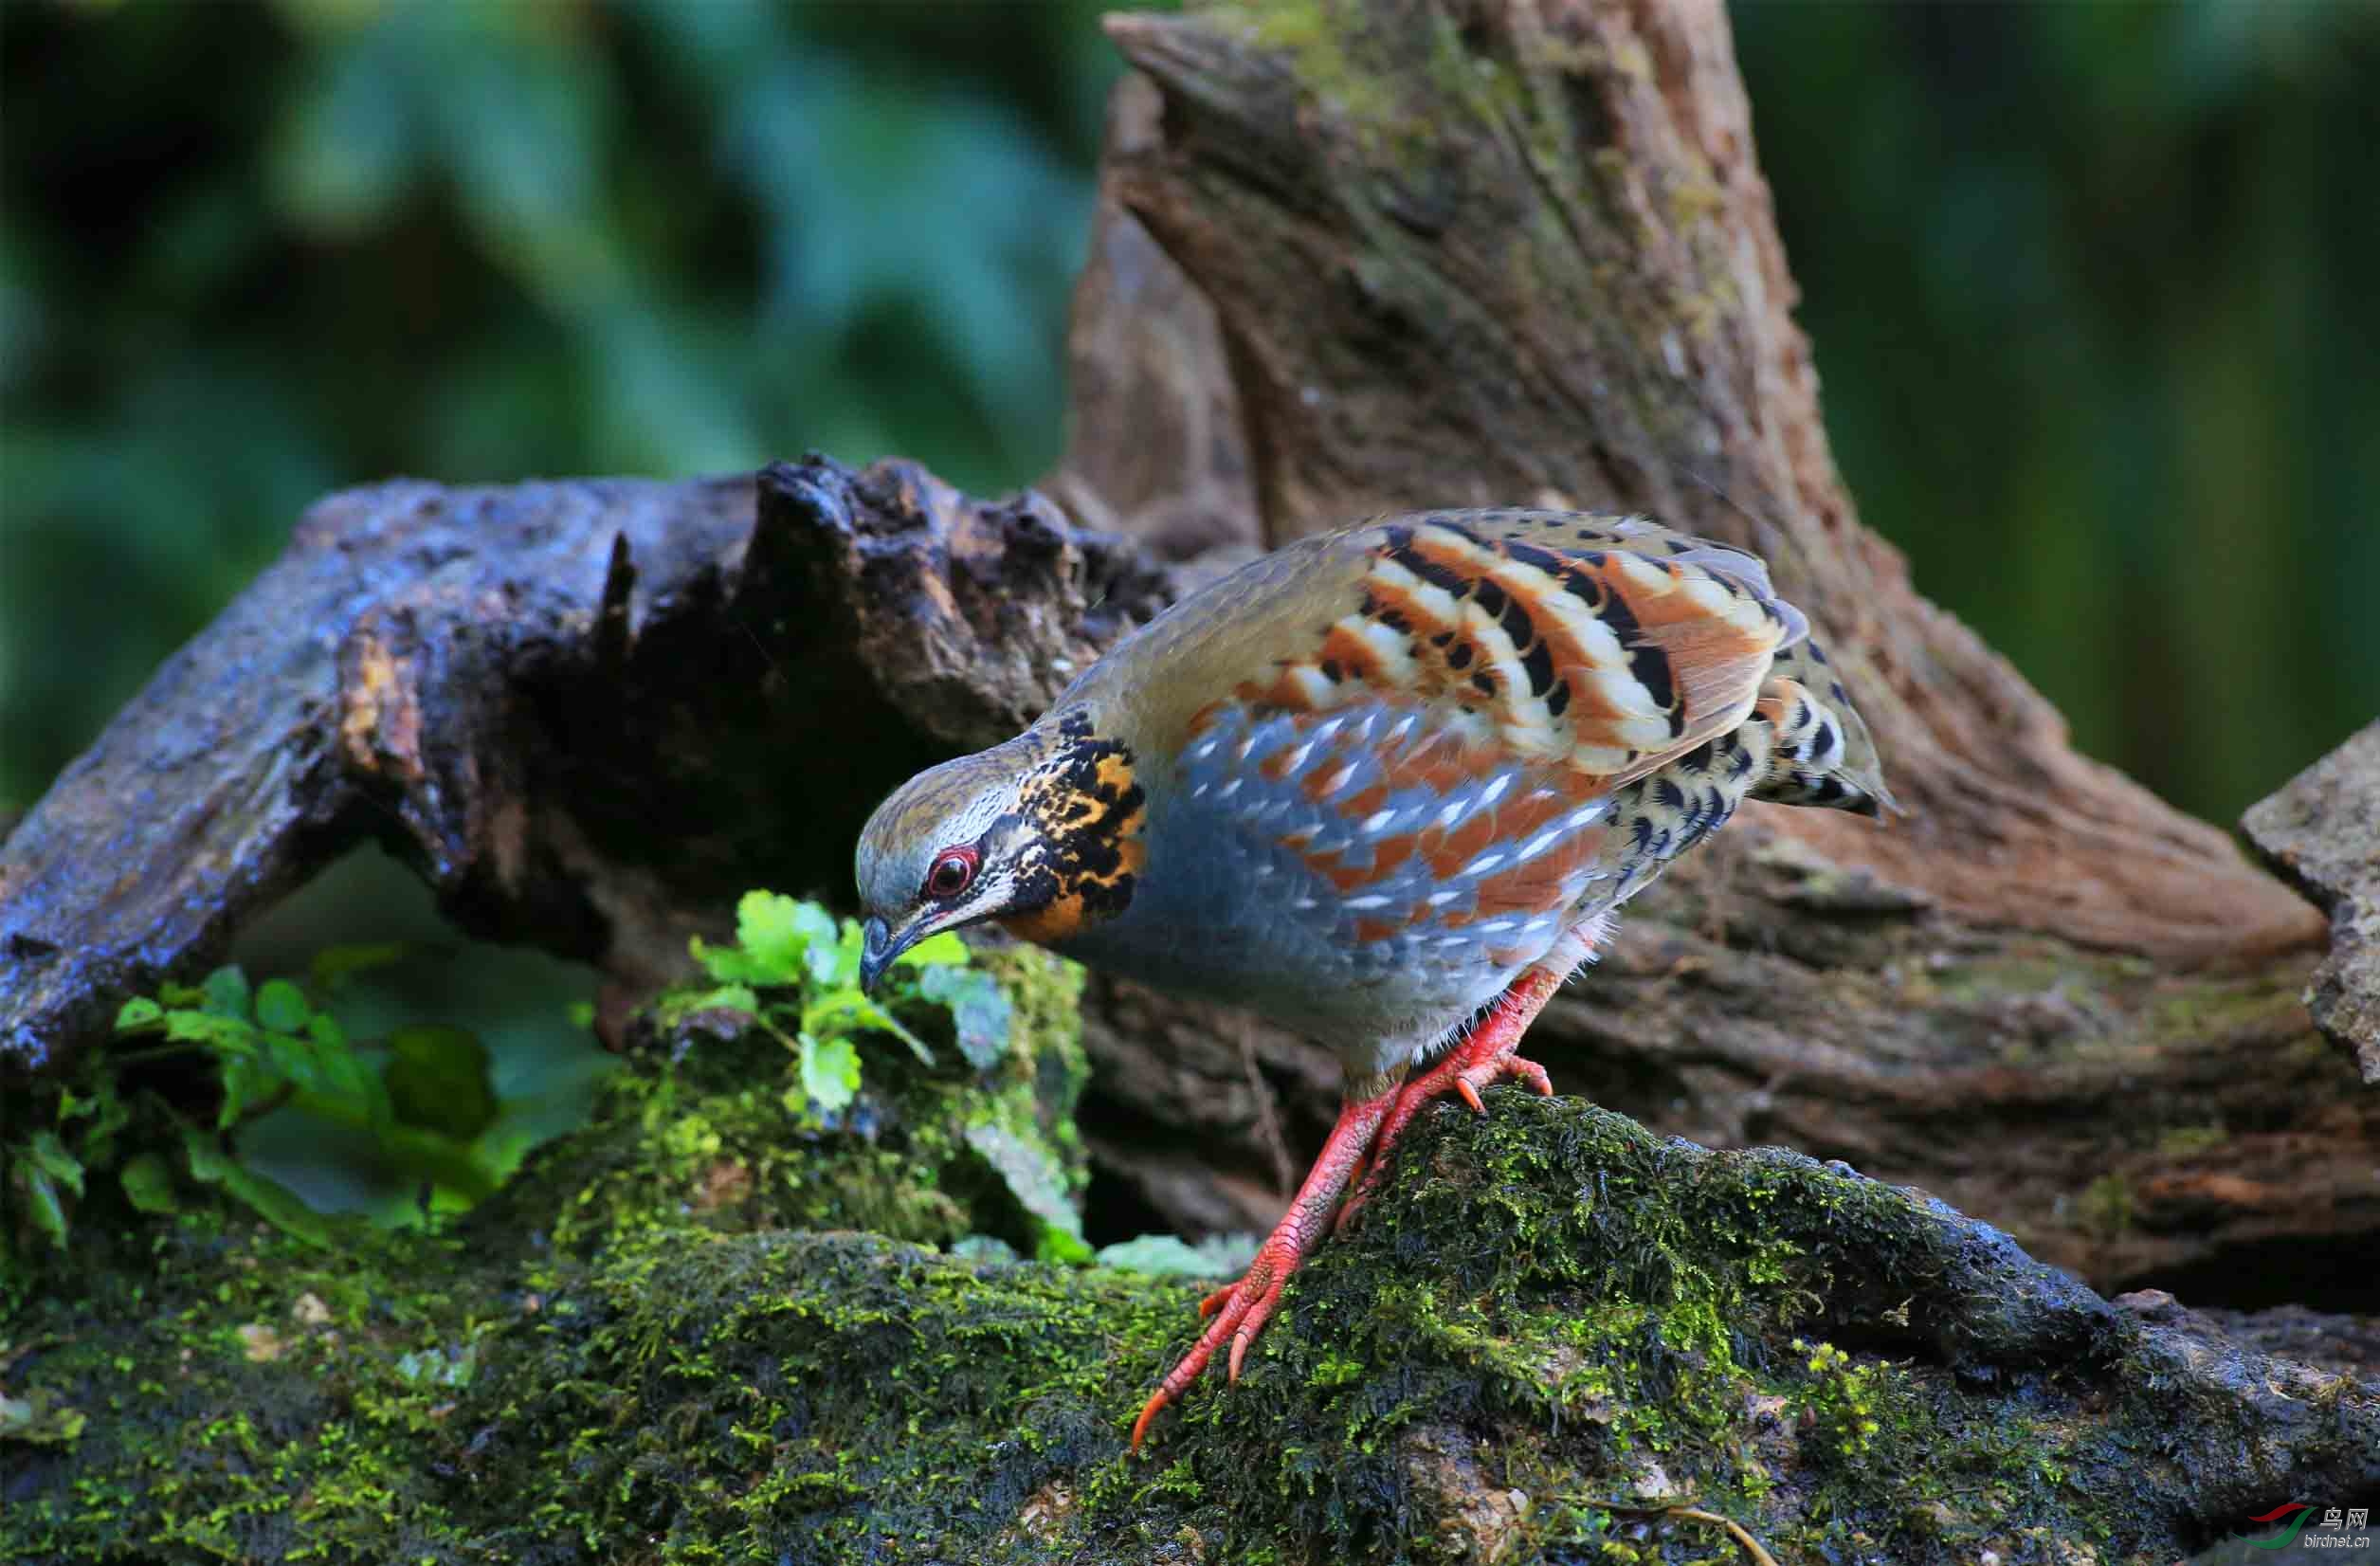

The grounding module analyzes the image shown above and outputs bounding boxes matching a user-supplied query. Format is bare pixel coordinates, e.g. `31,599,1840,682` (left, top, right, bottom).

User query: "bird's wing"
1091,508,1801,794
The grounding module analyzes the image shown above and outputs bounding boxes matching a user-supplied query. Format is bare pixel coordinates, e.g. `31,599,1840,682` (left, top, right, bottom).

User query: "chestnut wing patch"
1225,514,1794,792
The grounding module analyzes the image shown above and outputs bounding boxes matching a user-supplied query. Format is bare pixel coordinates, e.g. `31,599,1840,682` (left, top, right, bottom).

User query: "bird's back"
1045,509,1890,1071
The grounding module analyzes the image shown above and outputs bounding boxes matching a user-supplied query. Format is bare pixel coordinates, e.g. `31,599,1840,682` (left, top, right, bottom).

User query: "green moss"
536,946,1088,1259
0,983,2231,1564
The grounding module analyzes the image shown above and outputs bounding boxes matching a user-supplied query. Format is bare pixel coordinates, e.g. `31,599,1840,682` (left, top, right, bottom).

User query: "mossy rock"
6,959,2372,1561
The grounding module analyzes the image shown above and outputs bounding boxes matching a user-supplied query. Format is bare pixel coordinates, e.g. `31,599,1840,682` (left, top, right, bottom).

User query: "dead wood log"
0,462,1171,1073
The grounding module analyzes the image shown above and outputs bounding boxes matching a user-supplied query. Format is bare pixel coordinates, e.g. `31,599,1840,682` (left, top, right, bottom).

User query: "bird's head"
853,714,1147,991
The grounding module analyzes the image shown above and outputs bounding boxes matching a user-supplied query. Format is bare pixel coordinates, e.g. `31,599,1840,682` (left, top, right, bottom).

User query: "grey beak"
859,917,896,993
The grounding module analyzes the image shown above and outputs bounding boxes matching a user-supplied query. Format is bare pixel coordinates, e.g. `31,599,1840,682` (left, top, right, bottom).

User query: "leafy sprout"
663,891,1009,1115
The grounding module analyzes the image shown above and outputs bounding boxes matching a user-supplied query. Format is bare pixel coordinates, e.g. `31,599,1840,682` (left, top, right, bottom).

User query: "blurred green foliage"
2,0,2372,831
1734,2,2380,818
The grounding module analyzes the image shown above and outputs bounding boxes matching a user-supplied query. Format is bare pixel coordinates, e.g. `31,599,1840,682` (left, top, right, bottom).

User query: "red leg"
1334,963,1565,1235
1130,1091,1392,1452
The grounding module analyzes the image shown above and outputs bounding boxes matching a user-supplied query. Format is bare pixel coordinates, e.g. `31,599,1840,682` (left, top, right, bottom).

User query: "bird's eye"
923,847,979,901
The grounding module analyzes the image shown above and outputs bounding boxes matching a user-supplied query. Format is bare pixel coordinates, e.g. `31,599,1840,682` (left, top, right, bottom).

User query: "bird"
852,507,1894,1451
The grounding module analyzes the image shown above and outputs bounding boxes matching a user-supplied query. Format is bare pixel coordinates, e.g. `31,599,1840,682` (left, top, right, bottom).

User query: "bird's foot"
1335,967,1567,1235
1130,1093,1390,1452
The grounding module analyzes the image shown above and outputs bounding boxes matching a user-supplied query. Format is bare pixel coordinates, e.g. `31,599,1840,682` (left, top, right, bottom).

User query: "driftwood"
0,463,1170,1071
4,0,2376,1518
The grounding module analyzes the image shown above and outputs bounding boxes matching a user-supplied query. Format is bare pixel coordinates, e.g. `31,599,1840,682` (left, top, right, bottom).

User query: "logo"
2248,1504,2316,1551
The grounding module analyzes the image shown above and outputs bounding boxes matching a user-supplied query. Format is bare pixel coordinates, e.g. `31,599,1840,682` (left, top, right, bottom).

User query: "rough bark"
0,461,1171,1073
2244,720,2380,1084
1084,0,2322,964
1046,0,2374,1303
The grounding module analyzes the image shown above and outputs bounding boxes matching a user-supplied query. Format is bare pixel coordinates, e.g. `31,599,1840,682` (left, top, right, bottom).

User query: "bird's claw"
1132,1247,1299,1452
1334,1049,1553,1236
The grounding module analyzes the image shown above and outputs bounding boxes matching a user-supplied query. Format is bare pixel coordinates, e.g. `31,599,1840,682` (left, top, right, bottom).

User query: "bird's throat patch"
1000,729,1147,947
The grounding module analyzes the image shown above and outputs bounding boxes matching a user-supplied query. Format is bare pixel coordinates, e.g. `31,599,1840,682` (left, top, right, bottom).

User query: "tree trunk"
1045,0,2375,1305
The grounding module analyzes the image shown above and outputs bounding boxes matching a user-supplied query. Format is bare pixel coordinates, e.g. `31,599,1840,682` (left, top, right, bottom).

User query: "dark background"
5,1,2375,827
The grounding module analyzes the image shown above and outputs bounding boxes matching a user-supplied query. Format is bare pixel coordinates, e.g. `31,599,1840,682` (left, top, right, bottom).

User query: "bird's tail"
1742,637,1899,819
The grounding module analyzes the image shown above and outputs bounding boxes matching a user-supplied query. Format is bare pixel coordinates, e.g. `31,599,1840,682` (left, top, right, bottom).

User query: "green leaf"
25,1131,84,1196
115,996,165,1031
0,1388,87,1447
803,989,934,1065
164,1009,260,1052
963,1121,1083,1251
1093,1232,1261,1279
201,965,252,1021
308,941,409,992
182,1126,334,1247
894,930,970,970
797,1031,862,1113
736,891,837,984
917,965,1011,1070
217,1051,274,1130
254,978,311,1033
118,1153,179,1214
381,1025,499,1141
18,1162,69,1250
827,917,866,988
654,982,760,1029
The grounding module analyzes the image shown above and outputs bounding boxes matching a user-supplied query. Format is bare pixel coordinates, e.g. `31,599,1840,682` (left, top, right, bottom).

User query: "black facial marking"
1545,678,1572,719
1013,736,1146,926
1470,670,1496,698
1445,640,1474,670
1472,579,1509,617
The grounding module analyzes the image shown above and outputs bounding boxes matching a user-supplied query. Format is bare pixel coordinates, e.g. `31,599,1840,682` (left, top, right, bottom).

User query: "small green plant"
1790,1337,1886,1460
660,890,1014,1116
5,948,514,1265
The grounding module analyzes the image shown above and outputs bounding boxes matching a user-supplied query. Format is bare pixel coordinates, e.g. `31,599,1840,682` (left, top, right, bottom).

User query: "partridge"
853,508,1893,1449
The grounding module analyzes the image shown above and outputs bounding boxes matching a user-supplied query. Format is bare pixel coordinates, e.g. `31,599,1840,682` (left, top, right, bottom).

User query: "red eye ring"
922,847,980,901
